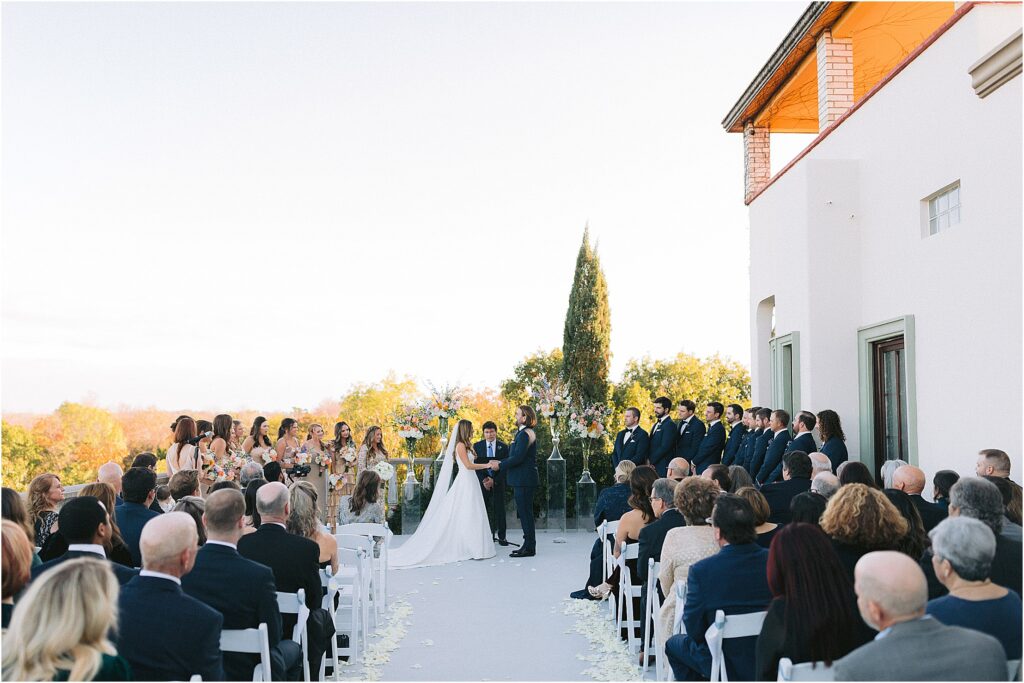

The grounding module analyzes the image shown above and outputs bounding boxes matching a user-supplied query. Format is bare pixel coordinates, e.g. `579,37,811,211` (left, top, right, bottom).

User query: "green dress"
53,654,131,682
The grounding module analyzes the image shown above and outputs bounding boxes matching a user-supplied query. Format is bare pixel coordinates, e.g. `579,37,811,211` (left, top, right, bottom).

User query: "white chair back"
777,657,835,681
332,547,368,661
336,523,392,612
642,558,666,680
705,608,768,682
672,579,687,635
1008,659,1021,681
220,623,272,682
336,534,378,627
615,546,644,655
277,589,312,682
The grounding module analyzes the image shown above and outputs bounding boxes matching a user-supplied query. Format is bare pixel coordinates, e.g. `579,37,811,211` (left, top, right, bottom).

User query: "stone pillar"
817,29,854,130
744,121,770,203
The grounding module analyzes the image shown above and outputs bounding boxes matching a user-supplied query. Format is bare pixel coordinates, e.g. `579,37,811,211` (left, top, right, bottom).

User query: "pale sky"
2,1,809,414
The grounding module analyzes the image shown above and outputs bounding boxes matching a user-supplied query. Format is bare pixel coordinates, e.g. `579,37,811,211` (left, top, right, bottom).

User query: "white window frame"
924,181,961,236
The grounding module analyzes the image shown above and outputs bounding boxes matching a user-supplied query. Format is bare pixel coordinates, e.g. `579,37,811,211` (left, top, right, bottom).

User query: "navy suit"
182,542,301,681
648,416,678,476
739,428,762,472
114,501,160,567
909,494,948,532
675,417,706,465
32,550,138,586
747,429,771,479
692,421,725,474
504,427,539,552
820,437,849,471
756,430,792,486
117,574,224,682
612,426,650,467
665,544,772,681
721,423,747,467
473,439,509,541
760,477,812,524
764,431,816,484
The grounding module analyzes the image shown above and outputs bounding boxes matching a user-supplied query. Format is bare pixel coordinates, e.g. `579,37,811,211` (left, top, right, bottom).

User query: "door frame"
858,315,918,467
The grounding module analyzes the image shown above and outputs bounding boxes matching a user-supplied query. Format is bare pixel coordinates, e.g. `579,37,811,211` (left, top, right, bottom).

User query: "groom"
490,405,538,557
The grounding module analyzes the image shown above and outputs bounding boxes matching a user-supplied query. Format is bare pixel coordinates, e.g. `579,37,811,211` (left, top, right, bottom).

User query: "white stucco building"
723,1,1022,480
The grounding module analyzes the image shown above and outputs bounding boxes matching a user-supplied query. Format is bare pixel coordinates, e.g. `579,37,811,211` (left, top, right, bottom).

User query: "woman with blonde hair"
288,481,338,573
78,483,133,567
28,473,64,548
821,482,908,579
357,425,389,472
303,423,330,518
1,557,131,680
2,519,34,628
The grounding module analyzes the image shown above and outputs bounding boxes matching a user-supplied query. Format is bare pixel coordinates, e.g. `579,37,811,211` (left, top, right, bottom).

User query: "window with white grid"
927,183,961,235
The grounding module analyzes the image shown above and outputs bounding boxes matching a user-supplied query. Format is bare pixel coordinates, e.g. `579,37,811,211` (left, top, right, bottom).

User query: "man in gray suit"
834,551,1006,681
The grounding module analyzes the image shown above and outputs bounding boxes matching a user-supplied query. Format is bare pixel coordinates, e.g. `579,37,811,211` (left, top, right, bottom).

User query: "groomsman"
747,408,773,478
735,407,761,471
648,397,678,477
612,407,650,467
692,402,726,474
720,404,747,467
787,411,818,455
674,400,706,465
473,421,509,545
756,409,793,486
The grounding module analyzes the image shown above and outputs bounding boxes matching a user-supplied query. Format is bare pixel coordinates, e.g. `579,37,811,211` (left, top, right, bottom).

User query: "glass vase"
576,439,596,531
546,416,566,532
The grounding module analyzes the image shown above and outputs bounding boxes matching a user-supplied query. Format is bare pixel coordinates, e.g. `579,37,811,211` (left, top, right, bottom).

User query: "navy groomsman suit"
503,426,539,554
756,429,792,486
721,422,747,467
473,437,509,542
612,425,650,467
692,420,726,475
763,431,816,483
648,415,678,477
747,428,772,479
820,436,849,471
675,417,706,466
739,427,762,473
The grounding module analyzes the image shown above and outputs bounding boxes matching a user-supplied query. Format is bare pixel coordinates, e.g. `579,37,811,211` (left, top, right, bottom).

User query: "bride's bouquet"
373,460,396,482
427,383,464,420
568,403,613,440
531,376,570,420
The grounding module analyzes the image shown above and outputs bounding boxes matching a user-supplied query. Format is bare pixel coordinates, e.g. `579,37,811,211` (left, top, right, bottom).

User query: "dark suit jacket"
181,543,285,681
32,550,139,586
786,432,817,456
648,416,678,476
922,533,1022,599
473,439,509,483
722,423,747,467
747,429,771,478
678,543,772,681
757,430,792,485
909,494,947,532
117,575,224,682
637,508,686,582
760,477,812,525
693,421,725,474
593,482,632,526
675,417,706,464
237,523,322,613
503,428,539,487
612,427,650,467
819,437,849,470
114,502,160,567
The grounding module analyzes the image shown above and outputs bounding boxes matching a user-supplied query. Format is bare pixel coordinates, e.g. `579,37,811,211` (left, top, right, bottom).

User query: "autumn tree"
2,421,51,491
30,402,128,484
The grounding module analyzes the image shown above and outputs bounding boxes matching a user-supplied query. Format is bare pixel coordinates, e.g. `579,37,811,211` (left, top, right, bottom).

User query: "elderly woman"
879,458,909,489
821,483,907,579
736,486,779,549
656,477,720,650
926,516,1022,659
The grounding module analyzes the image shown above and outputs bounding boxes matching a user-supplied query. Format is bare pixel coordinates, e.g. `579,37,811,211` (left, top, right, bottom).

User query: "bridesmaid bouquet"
568,403,613,440
339,446,357,464
373,461,396,481
313,451,332,469
204,464,228,482
227,452,246,470
328,473,345,491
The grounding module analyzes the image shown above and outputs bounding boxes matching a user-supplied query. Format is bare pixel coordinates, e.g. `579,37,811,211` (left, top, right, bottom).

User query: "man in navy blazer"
746,408,773,478
32,496,139,586
735,407,760,471
756,410,793,486
692,402,726,474
115,466,161,567
648,397,678,477
674,400,706,466
117,511,224,682
182,490,302,681
612,407,650,467
665,494,772,681
473,421,510,545
720,404,747,467
490,406,539,557
786,411,818,454
760,451,813,524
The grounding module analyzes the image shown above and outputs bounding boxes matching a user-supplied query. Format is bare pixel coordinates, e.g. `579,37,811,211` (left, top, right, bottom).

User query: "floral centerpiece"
568,403,613,476
427,382,464,437
394,403,435,442
531,376,570,437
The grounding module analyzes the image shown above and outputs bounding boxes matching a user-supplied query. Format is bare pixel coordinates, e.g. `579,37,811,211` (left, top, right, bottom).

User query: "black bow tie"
626,428,634,433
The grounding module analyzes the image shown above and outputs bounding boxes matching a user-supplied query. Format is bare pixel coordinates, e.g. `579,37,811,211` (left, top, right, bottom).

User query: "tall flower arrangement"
567,402,612,476
530,376,570,437
427,383,463,438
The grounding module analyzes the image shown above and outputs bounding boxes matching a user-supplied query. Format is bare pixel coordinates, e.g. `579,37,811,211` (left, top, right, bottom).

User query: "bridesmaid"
243,416,274,465
357,426,389,472
329,421,357,525
276,418,301,475
210,414,237,481
166,416,199,475
303,424,330,520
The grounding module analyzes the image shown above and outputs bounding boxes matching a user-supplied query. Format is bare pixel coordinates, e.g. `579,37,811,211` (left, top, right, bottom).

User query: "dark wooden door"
872,335,908,479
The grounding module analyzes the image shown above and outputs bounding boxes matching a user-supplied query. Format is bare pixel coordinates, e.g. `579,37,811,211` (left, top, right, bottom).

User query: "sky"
1,1,810,414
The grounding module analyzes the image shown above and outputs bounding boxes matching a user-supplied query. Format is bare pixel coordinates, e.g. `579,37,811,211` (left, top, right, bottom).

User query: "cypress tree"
561,226,611,406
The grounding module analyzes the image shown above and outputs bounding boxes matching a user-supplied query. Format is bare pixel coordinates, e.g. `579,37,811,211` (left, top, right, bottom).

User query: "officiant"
473,421,509,545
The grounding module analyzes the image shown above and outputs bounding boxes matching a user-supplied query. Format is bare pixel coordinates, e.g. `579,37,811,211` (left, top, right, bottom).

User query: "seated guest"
760,451,813,524
78,482,133,567
239,460,265,488
921,477,1022,599
210,480,241,493
816,409,848,471
130,452,158,470
154,486,174,513
2,520,33,628
809,452,832,477
926,517,1022,659
838,461,877,488
883,489,930,560
115,467,160,567
892,465,947,532
289,481,339,573
263,460,286,484
587,466,658,600
32,497,138,586
657,478,720,652
727,465,754,493
129,453,166,514
932,470,960,512
28,473,63,554
572,461,635,599
834,551,1006,681
811,472,840,499
169,469,201,502
97,462,124,506
665,494,772,682
117,512,224,681
976,449,1022,526
755,524,874,680
821,484,907,580
244,479,267,531
667,458,690,482
173,496,207,546
338,470,386,527
702,463,732,492
637,478,685,660
1,558,131,681
238,482,331,675
2,486,40,566
181,490,303,681
981,475,1023,542
789,491,827,526
735,486,779,549
879,458,909,490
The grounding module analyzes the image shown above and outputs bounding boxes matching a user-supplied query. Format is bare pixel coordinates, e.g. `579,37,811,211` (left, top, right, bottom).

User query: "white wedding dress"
389,428,496,569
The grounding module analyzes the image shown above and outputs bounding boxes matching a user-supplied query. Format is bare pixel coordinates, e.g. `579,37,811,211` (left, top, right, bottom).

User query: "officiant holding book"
473,421,509,545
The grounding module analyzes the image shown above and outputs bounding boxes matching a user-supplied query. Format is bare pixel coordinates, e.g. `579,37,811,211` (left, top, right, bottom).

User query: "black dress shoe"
570,589,598,600
510,549,535,557
497,538,510,547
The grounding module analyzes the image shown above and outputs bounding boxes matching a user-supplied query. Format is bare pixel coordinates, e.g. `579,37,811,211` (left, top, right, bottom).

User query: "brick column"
817,29,854,130
744,121,770,203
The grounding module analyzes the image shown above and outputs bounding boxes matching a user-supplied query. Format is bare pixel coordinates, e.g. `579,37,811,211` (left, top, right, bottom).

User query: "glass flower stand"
576,441,596,532
546,422,566,533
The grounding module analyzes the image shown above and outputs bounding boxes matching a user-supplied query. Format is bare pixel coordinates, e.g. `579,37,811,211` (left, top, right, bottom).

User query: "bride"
389,419,496,568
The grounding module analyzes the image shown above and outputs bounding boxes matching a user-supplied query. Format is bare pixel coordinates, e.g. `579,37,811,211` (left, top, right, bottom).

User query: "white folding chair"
671,580,687,636
705,609,768,682
220,623,272,682
777,657,834,681
336,523,392,611
277,589,313,682
335,534,378,629
602,521,620,619
1008,659,1021,681
329,549,368,662
616,543,644,654
319,569,341,681
641,558,664,679
189,677,202,682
